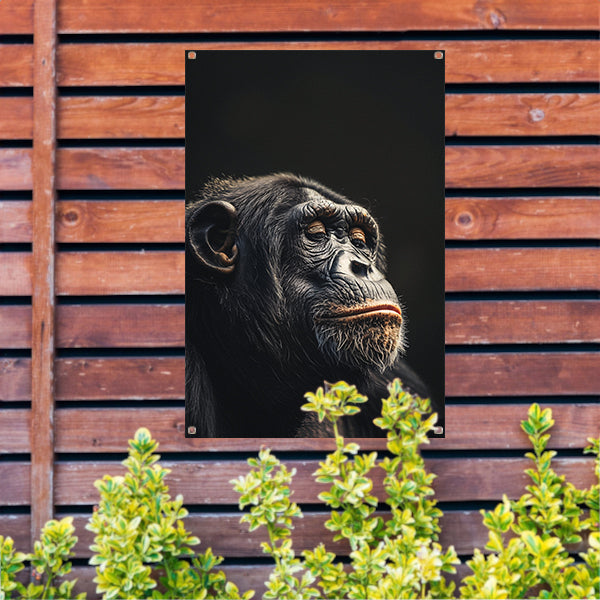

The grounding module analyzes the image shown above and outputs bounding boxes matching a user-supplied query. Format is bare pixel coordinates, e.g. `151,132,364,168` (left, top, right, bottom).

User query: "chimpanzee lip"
316,302,402,321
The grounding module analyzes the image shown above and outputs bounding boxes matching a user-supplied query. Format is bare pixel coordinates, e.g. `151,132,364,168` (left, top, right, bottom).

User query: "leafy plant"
87,427,251,600
460,404,600,600
233,380,599,600
0,517,83,600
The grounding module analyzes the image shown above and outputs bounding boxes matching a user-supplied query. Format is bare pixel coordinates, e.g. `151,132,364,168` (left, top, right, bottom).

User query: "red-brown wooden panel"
446,300,600,344
0,409,29,453
56,41,600,86
5,198,598,244
55,0,598,33
446,197,600,240
0,0,33,34
2,353,598,401
49,94,600,139
0,253,32,295
3,248,598,297
0,304,184,349
0,45,33,86
54,146,599,190
48,457,596,506
446,93,600,137
446,352,600,396
0,507,588,558
0,201,32,242
0,149,32,190
446,145,599,188
0,462,30,505
56,200,183,242
446,248,599,292
56,251,184,295
0,305,31,348
0,98,32,139
6,300,599,350
57,96,184,139
50,403,600,453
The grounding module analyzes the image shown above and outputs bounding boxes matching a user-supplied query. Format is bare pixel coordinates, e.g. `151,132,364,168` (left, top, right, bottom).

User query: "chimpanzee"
185,173,440,437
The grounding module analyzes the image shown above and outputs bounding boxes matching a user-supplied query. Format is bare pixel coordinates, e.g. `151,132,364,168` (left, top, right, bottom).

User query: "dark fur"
186,173,438,437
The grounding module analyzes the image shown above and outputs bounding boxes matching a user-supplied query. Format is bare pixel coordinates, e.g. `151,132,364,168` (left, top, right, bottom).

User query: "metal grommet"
188,51,197,60
187,426,197,435
434,51,444,60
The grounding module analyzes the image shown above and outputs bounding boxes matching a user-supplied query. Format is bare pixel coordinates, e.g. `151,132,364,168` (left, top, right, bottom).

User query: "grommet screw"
188,426,197,435
434,51,444,60
188,51,197,60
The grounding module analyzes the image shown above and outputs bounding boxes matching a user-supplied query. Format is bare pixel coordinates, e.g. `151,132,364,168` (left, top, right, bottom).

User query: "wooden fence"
0,0,598,595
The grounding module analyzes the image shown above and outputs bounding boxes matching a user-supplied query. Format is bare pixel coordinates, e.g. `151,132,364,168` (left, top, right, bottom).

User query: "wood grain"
46,93,600,139
446,248,600,291
53,146,599,190
0,149,33,190
5,198,599,244
0,507,589,558
48,403,599,453
0,0,33,34
47,456,596,505
0,201,32,243
0,45,33,87
56,41,600,86
3,248,598,297
446,300,600,344
0,409,29,453
2,456,593,506
0,98,33,139
55,0,599,33
56,200,183,242
446,352,600,396
2,354,598,401
57,96,184,139
56,251,184,295
446,197,600,240
446,145,599,188
31,0,58,543
6,300,599,350
446,93,600,137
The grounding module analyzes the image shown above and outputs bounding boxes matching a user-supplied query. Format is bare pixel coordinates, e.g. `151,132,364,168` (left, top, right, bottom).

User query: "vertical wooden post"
31,0,57,548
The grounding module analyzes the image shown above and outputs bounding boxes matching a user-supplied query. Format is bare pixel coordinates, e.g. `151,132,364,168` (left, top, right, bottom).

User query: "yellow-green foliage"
233,381,599,600
86,427,252,600
0,386,598,600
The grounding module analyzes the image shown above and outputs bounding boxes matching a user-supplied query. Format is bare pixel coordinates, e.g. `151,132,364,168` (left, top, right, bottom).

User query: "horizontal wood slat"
446,197,600,240
58,0,600,33
2,249,598,297
56,41,600,86
0,93,589,139
0,98,32,139
2,353,599,401
446,352,600,396
3,300,600,349
2,456,593,506
1,93,590,139
3,197,599,244
2,402,598,454
445,145,599,188
446,248,600,291
4,147,598,191
0,507,589,558
446,93,600,137
0,45,33,87
446,300,600,344
3,0,598,34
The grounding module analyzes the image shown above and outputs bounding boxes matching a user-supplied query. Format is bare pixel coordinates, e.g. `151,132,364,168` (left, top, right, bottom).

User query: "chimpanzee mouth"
315,302,402,322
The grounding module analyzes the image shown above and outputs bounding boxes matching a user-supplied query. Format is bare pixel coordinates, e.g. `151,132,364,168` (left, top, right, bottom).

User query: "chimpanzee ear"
186,201,239,275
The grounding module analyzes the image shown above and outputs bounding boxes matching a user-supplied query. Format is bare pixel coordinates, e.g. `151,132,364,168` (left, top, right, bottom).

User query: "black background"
186,50,445,416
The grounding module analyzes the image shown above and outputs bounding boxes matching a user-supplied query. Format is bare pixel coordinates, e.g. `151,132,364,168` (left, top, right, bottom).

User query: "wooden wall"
0,1,598,595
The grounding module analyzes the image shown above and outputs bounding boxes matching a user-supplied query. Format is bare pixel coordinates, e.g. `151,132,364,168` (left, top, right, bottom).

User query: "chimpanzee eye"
306,220,327,239
349,227,367,248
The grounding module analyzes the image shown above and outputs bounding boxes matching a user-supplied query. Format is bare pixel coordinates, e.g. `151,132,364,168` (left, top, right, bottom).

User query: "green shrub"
0,382,597,599
232,380,599,599
86,427,252,600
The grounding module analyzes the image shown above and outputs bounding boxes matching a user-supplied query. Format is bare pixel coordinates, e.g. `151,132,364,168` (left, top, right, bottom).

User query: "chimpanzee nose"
333,250,383,281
